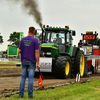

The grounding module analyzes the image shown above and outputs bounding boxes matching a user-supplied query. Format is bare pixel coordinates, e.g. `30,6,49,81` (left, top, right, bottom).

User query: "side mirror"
72,31,76,36
35,30,37,35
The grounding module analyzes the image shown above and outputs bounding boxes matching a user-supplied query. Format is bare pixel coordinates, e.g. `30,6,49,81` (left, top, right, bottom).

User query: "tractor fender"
72,47,80,57
59,52,71,57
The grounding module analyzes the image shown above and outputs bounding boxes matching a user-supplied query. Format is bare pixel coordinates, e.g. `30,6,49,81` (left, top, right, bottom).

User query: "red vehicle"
80,31,100,74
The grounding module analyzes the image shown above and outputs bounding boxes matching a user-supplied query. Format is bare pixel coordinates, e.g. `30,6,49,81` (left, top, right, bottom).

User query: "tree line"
0,32,42,46
1,31,100,46
7,32,42,46
0,35,3,44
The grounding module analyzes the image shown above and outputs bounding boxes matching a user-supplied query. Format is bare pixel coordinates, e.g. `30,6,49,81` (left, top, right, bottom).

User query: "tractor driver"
56,34,64,52
56,34,62,44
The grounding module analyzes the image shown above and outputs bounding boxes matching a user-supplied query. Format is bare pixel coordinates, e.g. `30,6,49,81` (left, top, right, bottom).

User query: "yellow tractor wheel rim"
80,54,85,76
65,62,70,75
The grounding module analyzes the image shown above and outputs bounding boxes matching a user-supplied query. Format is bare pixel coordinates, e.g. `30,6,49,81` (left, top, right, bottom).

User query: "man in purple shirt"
18,26,40,98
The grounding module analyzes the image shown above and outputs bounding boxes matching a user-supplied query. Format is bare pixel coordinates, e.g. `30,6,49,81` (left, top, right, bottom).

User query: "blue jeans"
19,61,36,98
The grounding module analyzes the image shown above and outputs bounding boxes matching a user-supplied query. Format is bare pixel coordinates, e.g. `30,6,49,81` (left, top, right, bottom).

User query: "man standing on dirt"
18,26,40,98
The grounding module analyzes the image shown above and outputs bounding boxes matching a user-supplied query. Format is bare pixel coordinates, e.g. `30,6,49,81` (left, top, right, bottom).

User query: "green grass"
1,80,100,100
0,66,21,68
0,61,21,68
0,61,21,64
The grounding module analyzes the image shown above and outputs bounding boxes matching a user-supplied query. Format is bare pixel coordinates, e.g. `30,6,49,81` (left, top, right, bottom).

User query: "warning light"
65,25,69,29
43,25,45,28
86,31,93,34
67,25,69,29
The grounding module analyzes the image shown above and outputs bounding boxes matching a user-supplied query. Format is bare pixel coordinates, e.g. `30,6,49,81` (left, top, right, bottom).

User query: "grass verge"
1,80,100,100
0,61,21,68
0,66,21,68
0,61,21,64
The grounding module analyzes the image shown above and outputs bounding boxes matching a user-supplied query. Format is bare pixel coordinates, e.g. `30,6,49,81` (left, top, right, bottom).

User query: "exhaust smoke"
20,0,42,28
1,0,43,28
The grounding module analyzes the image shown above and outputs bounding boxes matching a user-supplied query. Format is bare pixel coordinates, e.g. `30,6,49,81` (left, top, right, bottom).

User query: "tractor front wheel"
55,56,71,79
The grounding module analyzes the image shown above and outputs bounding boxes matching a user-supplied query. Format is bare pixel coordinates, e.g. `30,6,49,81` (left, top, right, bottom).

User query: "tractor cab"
40,25,76,57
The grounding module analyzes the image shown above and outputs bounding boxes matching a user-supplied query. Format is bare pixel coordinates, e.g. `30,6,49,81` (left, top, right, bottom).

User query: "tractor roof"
44,27,70,32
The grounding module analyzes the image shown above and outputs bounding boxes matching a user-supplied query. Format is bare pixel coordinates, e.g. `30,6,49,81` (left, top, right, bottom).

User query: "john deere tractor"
7,25,86,79
35,25,86,79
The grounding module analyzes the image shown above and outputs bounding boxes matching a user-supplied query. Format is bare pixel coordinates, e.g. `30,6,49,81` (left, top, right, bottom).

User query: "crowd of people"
78,40,91,47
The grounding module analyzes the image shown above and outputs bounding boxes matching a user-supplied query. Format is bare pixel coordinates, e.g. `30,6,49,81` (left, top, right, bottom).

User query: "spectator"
18,26,40,98
78,40,83,47
84,41,91,46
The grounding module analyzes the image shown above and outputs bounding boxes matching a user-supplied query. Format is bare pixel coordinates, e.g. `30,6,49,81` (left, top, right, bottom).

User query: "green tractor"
7,25,85,79
37,25,85,79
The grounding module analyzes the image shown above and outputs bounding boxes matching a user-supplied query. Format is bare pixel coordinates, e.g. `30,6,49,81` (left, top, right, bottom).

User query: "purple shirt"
18,36,39,63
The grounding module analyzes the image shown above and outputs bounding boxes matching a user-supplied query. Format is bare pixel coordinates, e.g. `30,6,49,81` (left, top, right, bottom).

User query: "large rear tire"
55,56,71,79
74,50,85,77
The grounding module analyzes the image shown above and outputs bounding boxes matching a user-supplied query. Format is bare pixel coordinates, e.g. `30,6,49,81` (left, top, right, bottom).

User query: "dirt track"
0,67,100,98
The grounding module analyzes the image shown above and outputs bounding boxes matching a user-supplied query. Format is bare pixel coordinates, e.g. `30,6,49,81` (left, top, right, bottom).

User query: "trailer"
80,31,100,75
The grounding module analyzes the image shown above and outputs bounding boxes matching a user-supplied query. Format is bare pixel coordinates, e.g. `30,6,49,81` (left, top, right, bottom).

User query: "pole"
76,73,80,86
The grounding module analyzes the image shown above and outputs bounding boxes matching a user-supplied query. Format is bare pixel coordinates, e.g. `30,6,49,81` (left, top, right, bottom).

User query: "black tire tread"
55,56,71,79
74,50,85,77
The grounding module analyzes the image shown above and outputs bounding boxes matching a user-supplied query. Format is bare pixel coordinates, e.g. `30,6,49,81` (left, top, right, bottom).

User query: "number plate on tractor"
35,58,52,72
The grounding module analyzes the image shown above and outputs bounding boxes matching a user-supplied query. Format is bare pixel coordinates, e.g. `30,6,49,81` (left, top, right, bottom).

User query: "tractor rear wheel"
55,56,71,79
74,50,85,77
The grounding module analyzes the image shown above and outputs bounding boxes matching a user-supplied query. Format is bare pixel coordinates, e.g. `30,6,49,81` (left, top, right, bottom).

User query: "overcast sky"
0,0,100,51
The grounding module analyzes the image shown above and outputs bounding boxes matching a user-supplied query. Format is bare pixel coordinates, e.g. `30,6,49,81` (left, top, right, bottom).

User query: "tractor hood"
41,43,59,58
41,43,58,49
